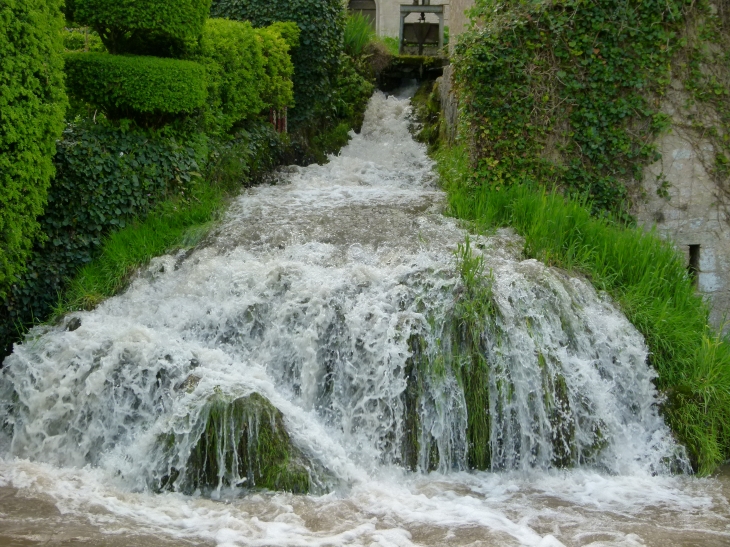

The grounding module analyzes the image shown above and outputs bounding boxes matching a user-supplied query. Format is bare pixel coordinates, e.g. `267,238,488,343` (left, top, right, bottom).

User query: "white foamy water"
1,92,729,546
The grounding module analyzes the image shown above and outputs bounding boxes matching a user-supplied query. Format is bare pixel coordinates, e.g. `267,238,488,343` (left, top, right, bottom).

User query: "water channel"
1,91,729,546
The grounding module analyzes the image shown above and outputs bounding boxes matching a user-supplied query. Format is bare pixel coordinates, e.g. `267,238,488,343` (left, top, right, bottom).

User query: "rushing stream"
1,91,729,546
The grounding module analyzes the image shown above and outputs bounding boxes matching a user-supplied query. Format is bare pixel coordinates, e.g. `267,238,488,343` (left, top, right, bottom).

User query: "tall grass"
375,36,400,56
435,144,730,475
344,12,375,57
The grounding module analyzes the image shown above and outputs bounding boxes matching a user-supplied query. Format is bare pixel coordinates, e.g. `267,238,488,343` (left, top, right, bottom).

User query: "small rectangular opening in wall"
688,244,701,285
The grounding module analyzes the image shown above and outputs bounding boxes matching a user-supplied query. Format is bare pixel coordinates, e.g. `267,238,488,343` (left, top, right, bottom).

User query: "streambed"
1,91,728,547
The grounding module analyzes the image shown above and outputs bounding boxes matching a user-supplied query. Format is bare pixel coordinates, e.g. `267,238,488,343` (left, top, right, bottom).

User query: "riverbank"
418,110,730,475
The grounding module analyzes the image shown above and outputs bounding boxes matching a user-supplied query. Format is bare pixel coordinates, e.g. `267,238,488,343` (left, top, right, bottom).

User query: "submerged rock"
161,392,311,494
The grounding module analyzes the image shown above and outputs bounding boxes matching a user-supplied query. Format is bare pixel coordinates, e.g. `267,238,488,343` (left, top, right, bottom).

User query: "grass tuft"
344,13,375,58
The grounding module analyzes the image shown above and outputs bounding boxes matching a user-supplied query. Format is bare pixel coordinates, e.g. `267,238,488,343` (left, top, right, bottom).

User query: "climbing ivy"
454,0,693,218
676,2,730,194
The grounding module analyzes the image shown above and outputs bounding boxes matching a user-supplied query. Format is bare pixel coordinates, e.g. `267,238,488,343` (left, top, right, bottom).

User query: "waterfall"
0,92,708,547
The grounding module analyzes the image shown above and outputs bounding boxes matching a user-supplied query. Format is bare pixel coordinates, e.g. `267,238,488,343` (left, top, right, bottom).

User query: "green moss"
451,239,496,470
410,80,442,152
540,366,576,468
401,334,425,471
184,392,310,493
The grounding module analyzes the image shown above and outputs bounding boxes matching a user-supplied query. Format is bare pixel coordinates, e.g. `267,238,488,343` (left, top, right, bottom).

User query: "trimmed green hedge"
255,23,297,111
197,19,296,134
211,0,344,124
199,19,264,133
0,0,67,300
64,53,208,118
74,0,211,56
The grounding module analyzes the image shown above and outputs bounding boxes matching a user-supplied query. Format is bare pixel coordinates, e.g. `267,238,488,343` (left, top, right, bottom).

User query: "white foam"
0,91,725,547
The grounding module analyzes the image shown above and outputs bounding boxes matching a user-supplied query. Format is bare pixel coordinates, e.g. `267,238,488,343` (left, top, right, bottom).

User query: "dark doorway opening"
689,244,700,286
349,0,377,28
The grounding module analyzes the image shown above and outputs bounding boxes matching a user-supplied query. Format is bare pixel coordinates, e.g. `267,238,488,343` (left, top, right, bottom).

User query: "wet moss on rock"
178,392,310,494
401,333,425,471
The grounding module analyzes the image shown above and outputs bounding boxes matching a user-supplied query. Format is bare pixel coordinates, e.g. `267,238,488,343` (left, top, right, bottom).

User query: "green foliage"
182,393,310,493
196,19,296,134
210,0,345,124
0,121,202,357
254,24,297,111
0,0,67,300
62,28,105,52
64,53,208,120
454,0,691,217
198,19,264,132
436,144,730,474
344,12,374,58
74,0,212,56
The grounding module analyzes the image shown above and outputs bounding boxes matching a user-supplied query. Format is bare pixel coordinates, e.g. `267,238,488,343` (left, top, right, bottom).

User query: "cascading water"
1,92,728,547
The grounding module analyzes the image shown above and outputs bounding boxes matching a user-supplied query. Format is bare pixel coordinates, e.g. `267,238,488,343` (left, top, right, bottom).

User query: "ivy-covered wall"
453,0,690,218
453,0,730,323
633,2,730,327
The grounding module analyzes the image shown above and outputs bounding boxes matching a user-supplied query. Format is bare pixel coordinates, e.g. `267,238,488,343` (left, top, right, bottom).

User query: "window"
688,244,700,286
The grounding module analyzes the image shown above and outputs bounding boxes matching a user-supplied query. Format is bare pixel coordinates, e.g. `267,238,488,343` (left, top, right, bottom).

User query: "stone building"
347,0,475,43
635,81,730,328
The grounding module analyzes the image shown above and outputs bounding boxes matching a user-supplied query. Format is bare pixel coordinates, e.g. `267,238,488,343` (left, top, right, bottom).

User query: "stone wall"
448,0,475,44
635,80,730,328
438,65,458,144
353,1,474,46
371,0,451,38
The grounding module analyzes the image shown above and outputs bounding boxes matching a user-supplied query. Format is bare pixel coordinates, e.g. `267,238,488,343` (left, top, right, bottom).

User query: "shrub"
0,121,203,357
255,24,297,111
0,0,67,300
196,19,296,134
198,19,265,133
64,53,208,120
211,0,345,124
74,0,212,56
